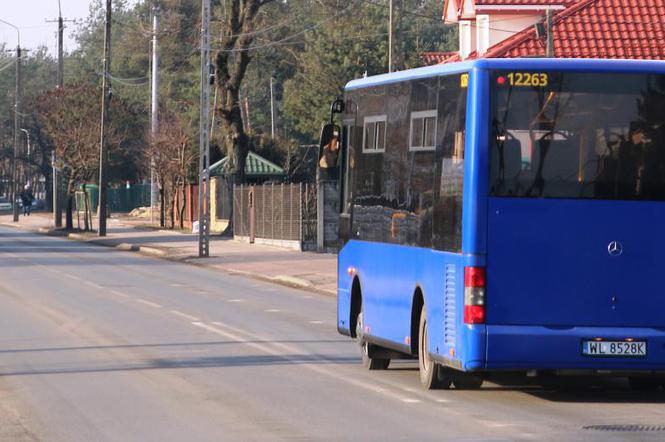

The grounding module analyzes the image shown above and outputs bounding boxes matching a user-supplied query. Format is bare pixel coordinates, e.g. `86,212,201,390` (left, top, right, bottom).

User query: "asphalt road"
0,226,664,441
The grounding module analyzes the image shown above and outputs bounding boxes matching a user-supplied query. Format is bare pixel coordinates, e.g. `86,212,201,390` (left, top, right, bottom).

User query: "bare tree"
148,111,196,229
37,84,134,230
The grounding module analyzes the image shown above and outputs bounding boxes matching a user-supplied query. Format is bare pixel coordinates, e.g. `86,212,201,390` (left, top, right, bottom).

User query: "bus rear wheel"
418,305,452,390
356,310,390,370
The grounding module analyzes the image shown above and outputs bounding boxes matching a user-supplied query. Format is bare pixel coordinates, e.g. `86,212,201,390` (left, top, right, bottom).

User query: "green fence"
75,184,151,213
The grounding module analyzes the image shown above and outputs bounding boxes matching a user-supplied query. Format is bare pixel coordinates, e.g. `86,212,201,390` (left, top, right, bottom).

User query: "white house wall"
487,14,542,47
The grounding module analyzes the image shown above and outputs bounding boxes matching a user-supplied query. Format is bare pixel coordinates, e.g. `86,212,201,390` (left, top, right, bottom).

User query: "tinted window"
433,76,467,252
490,71,665,200
345,74,467,252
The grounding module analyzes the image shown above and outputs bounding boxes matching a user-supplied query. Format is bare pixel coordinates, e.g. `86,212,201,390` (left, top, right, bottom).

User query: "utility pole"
98,0,112,236
197,0,211,257
48,1,75,228
0,19,20,222
388,0,393,73
150,3,159,225
55,13,63,227
546,8,554,57
12,45,22,222
270,77,275,138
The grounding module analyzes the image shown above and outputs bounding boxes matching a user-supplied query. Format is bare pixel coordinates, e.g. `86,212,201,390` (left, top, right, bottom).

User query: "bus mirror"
318,123,341,169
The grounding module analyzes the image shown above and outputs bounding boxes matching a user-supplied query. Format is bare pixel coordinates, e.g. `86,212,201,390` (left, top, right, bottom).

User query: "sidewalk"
0,212,337,296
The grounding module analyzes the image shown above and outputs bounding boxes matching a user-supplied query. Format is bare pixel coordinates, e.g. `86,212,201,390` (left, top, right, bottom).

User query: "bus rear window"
489,71,665,200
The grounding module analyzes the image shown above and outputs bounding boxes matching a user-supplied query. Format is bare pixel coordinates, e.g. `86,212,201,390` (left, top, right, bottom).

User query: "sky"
0,0,137,55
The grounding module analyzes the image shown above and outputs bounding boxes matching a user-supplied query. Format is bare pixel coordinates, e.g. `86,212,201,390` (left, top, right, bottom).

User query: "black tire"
356,310,390,370
418,305,451,389
452,373,483,390
629,377,662,392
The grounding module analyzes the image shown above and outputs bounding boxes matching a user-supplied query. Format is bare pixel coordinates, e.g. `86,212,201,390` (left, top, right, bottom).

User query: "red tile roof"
430,0,665,64
421,52,459,65
476,0,577,5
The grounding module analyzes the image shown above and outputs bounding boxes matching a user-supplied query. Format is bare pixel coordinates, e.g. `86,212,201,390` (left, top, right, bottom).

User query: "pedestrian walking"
20,184,34,216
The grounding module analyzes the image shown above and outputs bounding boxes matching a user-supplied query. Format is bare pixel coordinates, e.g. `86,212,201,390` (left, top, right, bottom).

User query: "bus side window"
342,122,355,213
432,75,467,253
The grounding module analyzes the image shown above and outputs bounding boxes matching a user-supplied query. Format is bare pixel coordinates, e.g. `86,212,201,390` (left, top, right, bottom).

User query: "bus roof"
345,58,665,91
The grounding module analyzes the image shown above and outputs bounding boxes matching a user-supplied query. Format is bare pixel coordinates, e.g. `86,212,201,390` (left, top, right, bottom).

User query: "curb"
137,246,168,258
3,219,336,297
115,242,139,252
223,267,335,297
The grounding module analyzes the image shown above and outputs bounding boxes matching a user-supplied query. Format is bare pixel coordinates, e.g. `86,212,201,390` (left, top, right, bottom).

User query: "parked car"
17,198,42,209
0,196,12,212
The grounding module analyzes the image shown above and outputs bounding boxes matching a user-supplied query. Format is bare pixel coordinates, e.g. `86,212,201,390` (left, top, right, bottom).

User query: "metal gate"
233,183,316,247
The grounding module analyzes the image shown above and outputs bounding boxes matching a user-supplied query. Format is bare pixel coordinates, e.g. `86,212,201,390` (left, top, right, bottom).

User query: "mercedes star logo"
608,240,623,257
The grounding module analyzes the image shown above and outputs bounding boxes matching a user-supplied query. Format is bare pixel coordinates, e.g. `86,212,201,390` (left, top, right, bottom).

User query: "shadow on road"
0,339,349,355
457,377,665,404
0,353,359,378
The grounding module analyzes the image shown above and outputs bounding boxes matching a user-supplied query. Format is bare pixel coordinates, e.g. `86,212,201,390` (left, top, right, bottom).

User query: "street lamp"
0,19,21,222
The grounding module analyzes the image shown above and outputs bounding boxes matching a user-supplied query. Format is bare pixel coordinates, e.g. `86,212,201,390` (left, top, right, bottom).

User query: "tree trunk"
217,90,249,236
44,167,53,213
159,185,165,228
178,182,186,230
215,30,254,236
82,184,91,231
66,179,74,230
221,174,235,236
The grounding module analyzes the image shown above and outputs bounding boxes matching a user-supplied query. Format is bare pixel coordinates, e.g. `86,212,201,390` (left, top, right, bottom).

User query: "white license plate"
583,340,647,357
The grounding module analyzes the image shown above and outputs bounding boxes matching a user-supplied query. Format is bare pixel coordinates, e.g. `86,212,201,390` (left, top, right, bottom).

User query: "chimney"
476,15,490,55
459,20,472,59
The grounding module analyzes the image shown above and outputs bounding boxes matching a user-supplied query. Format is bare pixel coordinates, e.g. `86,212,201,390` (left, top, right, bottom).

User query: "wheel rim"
420,318,430,376
356,312,366,352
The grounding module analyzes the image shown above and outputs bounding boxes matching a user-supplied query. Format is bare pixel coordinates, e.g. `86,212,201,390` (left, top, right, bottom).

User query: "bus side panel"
461,67,490,256
337,241,353,336
458,67,490,371
337,240,417,346
417,250,463,366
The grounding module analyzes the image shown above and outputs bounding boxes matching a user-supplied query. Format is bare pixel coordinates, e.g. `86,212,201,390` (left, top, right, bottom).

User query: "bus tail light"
464,267,486,324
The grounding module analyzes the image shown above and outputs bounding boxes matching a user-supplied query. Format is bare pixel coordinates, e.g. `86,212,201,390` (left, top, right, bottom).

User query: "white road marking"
169,283,185,287
110,290,130,299
169,310,200,321
309,320,324,324
435,399,450,403
85,281,102,289
485,423,517,428
401,399,421,404
227,299,243,303
199,321,424,405
62,273,80,281
135,298,161,308
264,309,281,313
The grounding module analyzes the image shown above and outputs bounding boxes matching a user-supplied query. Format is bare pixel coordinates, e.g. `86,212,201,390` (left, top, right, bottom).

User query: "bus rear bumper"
485,325,665,371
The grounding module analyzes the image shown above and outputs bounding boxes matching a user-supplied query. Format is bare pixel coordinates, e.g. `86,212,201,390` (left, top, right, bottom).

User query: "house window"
409,110,437,151
362,115,386,153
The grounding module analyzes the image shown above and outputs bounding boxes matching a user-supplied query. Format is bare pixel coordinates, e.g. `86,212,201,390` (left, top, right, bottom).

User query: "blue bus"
320,58,665,390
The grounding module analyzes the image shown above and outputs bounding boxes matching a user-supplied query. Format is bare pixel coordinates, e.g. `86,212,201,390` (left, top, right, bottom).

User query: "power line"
107,73,150,86
211,15,299,39
213,0,359,53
